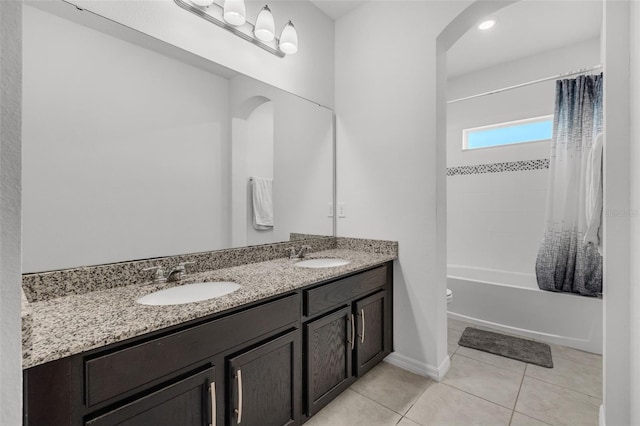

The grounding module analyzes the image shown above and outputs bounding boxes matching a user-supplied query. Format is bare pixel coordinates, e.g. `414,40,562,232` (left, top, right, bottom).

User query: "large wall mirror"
22,2,334,273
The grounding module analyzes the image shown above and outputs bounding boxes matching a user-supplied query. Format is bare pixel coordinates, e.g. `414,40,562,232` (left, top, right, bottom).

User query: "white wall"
447,39,600,275
335,0,470,379
602,0,631,424
61,0,335,108
22,6,230,272
0,1,22,424
628,1,640,424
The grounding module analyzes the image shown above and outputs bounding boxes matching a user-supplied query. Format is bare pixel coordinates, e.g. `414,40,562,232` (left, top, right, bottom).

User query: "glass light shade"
223,0,246,26
279,21,298,54
254,5,275,42
191,0,214,6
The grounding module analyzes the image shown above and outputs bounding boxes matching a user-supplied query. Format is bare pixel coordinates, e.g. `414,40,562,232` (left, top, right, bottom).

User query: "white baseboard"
599,405,605,426
384,351,451,382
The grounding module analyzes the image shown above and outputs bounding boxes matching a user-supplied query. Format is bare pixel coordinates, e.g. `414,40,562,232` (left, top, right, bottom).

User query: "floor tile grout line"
509,366,527,425
402,381,434,418
522,374,603,401
440,382,517,412
348,385,429,418
449,323,602,397
550,352,602,367
512,410,556,426
452,351,526,375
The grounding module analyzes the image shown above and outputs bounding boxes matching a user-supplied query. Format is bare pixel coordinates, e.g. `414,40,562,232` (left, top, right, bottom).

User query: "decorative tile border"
447,159,549,176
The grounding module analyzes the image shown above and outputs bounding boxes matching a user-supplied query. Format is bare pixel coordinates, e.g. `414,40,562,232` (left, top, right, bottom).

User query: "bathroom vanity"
22,249,394,426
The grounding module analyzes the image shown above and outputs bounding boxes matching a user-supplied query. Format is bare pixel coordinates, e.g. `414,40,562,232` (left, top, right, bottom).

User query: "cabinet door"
355,290,388,376
304,306,353,416
85,367,216,426
227,330,300,426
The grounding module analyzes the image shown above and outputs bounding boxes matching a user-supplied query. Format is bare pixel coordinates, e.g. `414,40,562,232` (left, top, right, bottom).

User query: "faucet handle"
178,261,195,272
143,266,167,283
288,247,297,259
299,245,312,258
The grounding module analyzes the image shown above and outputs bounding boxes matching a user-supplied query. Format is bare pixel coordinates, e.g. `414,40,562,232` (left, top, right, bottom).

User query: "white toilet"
447,288,453,305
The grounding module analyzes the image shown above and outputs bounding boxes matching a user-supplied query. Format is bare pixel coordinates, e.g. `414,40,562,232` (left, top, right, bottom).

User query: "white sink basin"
136,282,241,306
295,258,351,268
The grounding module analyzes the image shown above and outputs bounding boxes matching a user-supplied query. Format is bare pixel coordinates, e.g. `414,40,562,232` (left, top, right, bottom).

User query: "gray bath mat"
458,328,553,368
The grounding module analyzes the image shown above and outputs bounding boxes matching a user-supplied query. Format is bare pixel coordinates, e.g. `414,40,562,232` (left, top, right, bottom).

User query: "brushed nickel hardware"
360,309,365,344
235,369,243,424
209,381,216,426
350,314,355,350
289,245,312,259
143,266,167,284
143,262,195,284
166,261,195,282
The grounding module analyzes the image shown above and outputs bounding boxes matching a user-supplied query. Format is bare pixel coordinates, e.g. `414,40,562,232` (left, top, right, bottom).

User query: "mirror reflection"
21,4,334,273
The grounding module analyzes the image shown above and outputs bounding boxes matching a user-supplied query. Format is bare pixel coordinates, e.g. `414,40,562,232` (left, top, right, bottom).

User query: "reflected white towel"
584,132,603,255
251,177,273,230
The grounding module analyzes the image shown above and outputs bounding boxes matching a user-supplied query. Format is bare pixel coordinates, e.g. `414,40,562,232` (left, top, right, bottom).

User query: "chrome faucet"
289,245,312,259
166,262,195,282
143,262,195,284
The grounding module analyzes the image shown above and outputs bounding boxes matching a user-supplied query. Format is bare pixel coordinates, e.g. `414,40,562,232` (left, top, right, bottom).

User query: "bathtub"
447,265,603,354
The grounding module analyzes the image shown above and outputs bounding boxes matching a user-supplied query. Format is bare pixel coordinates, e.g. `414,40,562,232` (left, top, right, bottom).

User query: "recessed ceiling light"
478,19,496,30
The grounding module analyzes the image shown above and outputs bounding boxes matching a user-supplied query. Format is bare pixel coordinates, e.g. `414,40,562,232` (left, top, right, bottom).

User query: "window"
463,116,553,150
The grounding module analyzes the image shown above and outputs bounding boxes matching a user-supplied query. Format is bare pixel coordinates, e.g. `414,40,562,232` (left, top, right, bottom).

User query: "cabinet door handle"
360,308,365,344
350,314,355,350
234,369,243,424
210,381,216,426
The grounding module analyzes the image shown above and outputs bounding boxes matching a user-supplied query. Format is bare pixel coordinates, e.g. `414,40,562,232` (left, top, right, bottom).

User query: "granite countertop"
23,249,396,369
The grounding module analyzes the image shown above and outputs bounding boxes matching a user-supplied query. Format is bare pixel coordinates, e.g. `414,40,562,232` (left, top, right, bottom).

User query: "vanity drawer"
84,293,299,408
304,266,387,317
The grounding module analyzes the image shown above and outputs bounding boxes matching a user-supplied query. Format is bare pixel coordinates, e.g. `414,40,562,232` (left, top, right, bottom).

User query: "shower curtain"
535,74,603,296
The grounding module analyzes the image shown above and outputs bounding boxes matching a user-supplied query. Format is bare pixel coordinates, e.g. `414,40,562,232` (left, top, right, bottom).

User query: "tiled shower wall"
447,165,549,274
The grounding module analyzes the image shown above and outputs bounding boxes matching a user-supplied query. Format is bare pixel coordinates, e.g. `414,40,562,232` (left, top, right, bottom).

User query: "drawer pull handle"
350,314,355,350
360,309,365,344
235,369,243,424
210,381,216,426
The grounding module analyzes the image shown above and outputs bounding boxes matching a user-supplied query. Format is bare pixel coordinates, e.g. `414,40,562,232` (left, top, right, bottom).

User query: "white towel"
251,177,273,230
584,132,603,255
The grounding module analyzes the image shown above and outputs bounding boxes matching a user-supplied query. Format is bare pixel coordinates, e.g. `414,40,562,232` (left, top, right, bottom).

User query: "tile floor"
306,319,602,426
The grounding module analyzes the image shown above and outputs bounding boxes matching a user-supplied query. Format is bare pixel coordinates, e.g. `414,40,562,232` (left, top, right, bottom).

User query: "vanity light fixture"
223,0,246,26
174,0,298,57
279,21,298,54
478,18,496,30
254,5,275,42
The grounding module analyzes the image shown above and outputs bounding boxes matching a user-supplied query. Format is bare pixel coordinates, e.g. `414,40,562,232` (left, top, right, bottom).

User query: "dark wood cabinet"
305,306,353,416
303,264,393,418
227,330,301,426
355,290,389,376
24,262,393,426
85,367,216,426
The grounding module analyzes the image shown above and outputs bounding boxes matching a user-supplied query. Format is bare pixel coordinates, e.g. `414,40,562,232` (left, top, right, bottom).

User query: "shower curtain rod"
447,64,602,104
